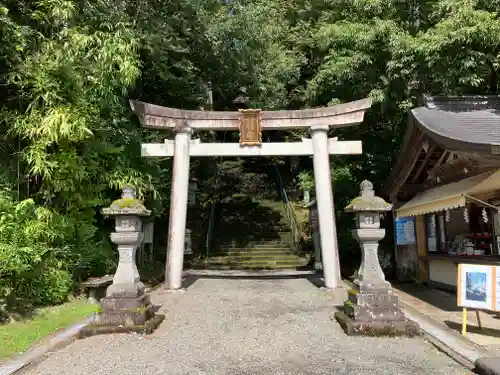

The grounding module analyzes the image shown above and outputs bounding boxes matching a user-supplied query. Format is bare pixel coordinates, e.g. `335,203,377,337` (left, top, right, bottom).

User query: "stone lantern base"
96,293,153,326
79,292,165,338
334,282,420,337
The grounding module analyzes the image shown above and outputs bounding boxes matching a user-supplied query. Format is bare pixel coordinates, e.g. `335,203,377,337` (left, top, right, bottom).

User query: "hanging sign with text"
395,217,416,245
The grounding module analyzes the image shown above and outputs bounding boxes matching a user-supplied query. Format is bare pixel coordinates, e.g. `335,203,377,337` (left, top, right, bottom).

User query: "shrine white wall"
429,259,457,288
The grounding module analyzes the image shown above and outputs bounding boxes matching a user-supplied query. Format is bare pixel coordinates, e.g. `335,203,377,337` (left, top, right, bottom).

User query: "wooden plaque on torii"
238,109,262,146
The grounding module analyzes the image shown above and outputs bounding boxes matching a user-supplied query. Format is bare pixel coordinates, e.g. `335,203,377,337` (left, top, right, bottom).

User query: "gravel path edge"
0,314,95,375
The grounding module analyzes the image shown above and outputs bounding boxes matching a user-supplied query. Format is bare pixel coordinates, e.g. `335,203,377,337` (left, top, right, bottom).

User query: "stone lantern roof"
102,186,151,217
345,180,393,212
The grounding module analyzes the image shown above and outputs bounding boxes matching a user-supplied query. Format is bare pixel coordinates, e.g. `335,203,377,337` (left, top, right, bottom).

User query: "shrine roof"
412,96,500,153
383,95,500,200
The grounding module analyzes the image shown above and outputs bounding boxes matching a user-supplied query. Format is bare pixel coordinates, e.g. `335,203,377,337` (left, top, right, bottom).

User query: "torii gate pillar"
311,125,341,289
166,124,192,290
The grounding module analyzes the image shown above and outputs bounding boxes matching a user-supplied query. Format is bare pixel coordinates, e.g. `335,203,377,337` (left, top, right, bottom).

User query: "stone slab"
334,311,421,337
105,281,146,298
99,295,150,311
78,314,166,339
96,295,153,325
358,281,392,293
345,304,406,322
95,309,150,326
81,275,114,288
475,357,500,375
350,291,400,307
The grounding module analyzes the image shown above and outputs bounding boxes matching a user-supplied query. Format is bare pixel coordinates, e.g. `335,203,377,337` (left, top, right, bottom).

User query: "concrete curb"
0,314,94,375
401,303,500,375
341,280,500,373
401,305,481,369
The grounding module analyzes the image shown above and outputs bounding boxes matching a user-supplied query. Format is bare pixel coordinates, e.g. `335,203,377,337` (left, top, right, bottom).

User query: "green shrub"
0,189,114,321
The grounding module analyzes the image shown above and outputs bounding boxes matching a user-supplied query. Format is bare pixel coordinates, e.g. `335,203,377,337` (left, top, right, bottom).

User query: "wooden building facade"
384,96,500,291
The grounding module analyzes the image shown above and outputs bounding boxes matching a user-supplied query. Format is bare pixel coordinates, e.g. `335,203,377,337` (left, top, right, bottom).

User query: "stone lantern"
335,180,419,337
82,186,165,336
188,181,198,206
306,200,322,270
184,228,193,255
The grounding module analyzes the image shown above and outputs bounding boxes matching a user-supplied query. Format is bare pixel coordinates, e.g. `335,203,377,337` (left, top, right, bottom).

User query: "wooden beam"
387,127,425,199
141,139,362,157
416,215,429,283
410,145,437,183
434,150,449,168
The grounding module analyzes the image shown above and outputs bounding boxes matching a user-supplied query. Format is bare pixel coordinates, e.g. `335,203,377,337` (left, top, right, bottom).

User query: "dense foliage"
2,0,500,317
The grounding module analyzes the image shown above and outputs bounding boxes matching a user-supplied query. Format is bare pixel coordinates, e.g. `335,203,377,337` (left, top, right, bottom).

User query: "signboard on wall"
395,217,416,245
457,264,499,311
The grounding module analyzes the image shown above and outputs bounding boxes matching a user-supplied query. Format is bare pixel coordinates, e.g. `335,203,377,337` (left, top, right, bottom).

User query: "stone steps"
220,249,294,256
199,258,308,269
218,242,293,249
205,198,303,270
200,265,303,270
212,252,299,259
216,230,291,238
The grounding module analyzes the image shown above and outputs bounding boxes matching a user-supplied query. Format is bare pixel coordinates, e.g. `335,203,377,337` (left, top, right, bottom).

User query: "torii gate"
130,98,372,294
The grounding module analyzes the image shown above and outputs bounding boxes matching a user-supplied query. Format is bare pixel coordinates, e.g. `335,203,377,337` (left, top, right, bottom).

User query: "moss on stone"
78,314,166,338
343,300,356,309
102,196,151,217
111,197,144,209
344,196,392,212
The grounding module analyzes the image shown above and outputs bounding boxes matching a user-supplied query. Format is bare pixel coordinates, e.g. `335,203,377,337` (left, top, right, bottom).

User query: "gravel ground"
23,278,469,375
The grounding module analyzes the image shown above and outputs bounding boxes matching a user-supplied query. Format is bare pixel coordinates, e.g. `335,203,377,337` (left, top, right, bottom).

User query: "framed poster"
457,264,495,310
395,217,416,245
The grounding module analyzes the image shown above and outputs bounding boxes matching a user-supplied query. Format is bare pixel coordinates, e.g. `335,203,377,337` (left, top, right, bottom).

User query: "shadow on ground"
393,283,461,312
445,320,500,338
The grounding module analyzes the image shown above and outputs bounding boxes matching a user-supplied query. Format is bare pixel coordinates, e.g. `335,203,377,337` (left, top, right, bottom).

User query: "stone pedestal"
336,181,419,337
335,285,419,336
80,187,165,337
97,295,153,326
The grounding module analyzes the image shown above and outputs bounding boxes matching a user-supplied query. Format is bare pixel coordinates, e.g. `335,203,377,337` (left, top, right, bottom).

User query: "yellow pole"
462,307,467,336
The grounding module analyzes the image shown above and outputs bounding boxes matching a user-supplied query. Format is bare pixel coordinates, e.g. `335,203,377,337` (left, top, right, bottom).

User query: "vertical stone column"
313,231,322,270
166,124,192,290
311,125,341,289
308,201,322,270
